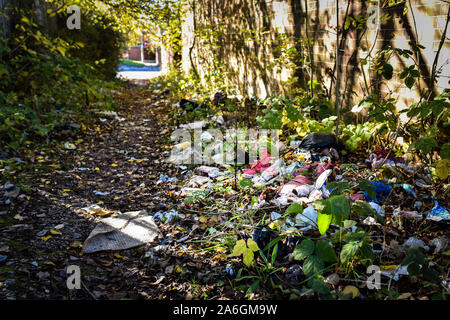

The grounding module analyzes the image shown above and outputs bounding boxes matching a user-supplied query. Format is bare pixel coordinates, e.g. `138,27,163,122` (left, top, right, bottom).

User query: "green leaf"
410,69,420,78
245,279,260,296
440,143,450,160
243,249,254,267
311,278,330,294
343,220,357,228
352,201,377,216
317,212,332,235
316,240,338,262
285,203,304,215
329,195,350,226
401,248,426,266
409,136,438,154
435,159,450,180
292,239,315,261
422,267,440,283
303,255,325,276
405,76,415,89
238,178,253,188
246,238,259,252
326,181,350,196
358,179,376,201
382,64,393,80
271,243,278,265
313,199,331,214
340,242,359,263
407,263,420,275
399,69,409,79
259,249,268,264
230,239,246,257
344,19,351,30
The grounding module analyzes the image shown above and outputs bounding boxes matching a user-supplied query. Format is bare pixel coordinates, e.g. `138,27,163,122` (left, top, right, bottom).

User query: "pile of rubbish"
165,127,449,230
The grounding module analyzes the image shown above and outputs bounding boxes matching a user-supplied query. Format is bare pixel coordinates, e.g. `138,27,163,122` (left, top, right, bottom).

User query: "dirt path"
0,85,234,300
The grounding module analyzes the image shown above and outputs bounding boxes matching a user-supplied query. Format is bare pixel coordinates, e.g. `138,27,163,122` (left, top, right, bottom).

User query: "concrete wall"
182,0,450,108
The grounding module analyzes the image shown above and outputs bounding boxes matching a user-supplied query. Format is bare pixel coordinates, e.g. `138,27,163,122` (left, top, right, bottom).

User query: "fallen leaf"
342,285,360,299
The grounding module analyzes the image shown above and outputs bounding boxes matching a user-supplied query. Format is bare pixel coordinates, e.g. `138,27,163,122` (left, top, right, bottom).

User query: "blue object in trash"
426,201,450,223
394,183,417,198
364,181,392,202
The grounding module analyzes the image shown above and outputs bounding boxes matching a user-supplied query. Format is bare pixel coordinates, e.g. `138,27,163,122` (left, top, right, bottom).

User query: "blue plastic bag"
426,201,450,223
364,181,392,203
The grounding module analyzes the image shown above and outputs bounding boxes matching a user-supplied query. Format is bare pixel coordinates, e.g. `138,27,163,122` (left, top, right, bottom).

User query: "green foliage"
358,179,376,200
230,238,260,267
401,248,440,284
312,195,350,235
256,95,335,139
352,201,377,217
292,239,337,277
0,8,115,151
409,136,438,155
55,12,126,79
341,122,380,151
405,93,450,163
340,230,374,268
326,181,350,196
285,203,304,215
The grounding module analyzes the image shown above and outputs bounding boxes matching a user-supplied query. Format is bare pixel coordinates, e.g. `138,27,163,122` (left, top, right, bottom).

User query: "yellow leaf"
380,265,398,270
230,239,246,257
21,16,30,24
243,249,254,267
342,285,360,299
174,265,183,273
111,163,118,167
113,253,123,259
50,229,62,236
70,241,83,248
114,196,120,200
41,235,52,242
435,159,450,180
97,201,104,205
246,238,259,252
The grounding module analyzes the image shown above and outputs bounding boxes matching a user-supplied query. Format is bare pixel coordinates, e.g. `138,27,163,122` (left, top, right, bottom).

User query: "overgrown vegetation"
0,0,448,301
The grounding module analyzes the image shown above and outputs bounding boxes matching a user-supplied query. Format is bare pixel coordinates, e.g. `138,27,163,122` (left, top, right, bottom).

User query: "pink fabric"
250,149,271,173
291,175,312,185
243,169,257,175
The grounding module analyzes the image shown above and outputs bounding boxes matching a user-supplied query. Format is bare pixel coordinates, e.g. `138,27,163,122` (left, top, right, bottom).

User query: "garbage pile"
164,126,449,232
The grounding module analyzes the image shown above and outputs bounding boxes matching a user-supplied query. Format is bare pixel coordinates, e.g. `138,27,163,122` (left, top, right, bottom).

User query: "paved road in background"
117,64,161,80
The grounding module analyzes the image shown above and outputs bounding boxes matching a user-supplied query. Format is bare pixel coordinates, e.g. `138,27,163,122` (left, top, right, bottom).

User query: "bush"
0,8,116,152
